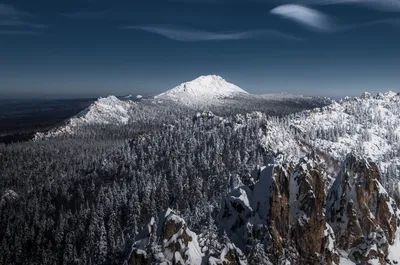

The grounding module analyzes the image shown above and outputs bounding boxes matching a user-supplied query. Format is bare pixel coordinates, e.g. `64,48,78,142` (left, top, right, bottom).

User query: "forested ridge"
8,93,397,265
0,109,273,265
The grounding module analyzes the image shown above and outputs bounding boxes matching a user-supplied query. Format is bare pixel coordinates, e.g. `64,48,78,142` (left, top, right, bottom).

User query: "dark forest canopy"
0,96,330,265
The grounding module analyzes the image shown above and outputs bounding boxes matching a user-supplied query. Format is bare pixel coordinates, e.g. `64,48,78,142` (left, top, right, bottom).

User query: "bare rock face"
219,243,247,265
219,153,339,264
326,153,399,264
290,152,340,265
126,217,156,265
265,160,293,263
218,155,293,263
128,250,150,265
126,209,203,265
126,152,400,265
0,189,19,207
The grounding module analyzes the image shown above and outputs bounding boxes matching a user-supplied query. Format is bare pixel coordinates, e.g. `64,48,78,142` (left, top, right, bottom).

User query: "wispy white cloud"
271,4,400,32
121,25,302,41
62,11,106,19
0,29,43,36
0,2,47,35
0,19,48,29
61,10,137,21
168,0,400,10
0,3,29,18
342,17,400,29
270,4,336,32
290,0,400,11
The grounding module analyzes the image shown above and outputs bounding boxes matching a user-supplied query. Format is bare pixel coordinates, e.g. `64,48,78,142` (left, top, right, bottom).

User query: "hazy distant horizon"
1,0,399,98
0,78,395,101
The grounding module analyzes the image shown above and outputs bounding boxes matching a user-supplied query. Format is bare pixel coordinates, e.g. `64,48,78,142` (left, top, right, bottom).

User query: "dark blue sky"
0,0,399,98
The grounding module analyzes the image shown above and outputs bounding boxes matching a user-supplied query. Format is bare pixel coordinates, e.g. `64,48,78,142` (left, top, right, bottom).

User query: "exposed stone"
221,243,247,265
290,152,338,265
126,152,400,265
326,153,399,264
266,161,292,263
126,209,202,265
127,250,150,265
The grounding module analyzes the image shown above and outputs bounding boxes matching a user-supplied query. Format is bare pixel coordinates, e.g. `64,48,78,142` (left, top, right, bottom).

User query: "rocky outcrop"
360,92,371,99
126,209,203,265
326,153,399,264
126,153,400,265
126,217,155,265
0,189,19,207
219,153,339,264
218,155,293,263
126,208,249,265
264,159,293,263
290,152,340,265
210,243,247,265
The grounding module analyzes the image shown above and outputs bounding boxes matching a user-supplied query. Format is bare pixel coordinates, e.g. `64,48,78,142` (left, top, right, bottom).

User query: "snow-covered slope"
155,75,248,105
35,96,133,138
71,96,132,125
291,92,400,161
261,91,400,176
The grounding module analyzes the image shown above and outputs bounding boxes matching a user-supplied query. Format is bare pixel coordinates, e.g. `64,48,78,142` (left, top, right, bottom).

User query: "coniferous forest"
2,93,400,265
0,96,328,265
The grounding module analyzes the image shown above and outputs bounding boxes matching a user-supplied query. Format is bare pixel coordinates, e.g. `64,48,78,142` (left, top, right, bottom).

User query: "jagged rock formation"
126,209,203,265
126,208,249,265
218,155,293,263
327,153,399,264
125,152,400,265
0,189,19,207
265,158,292,264
209,243,248,265
218,153,340,264
290,152,340,265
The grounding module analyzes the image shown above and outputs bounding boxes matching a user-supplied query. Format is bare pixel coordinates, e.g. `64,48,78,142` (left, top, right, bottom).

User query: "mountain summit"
155,75,248,104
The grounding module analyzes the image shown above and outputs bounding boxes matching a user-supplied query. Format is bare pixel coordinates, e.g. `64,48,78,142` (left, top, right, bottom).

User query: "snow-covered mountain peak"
360,91,371,99
35,95,133,139
71,95,132,125
359,91,399,101
376,90,399,100
155,75,248,104
93,95,121,106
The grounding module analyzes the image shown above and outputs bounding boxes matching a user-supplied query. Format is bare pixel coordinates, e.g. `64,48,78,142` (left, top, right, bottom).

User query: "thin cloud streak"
0,3,29,17
270,4,336,32
0,19,48,29
121,25,302,41
61,10,139,21
62,11,106,19
271,4,400,32
162,0,400,10
0,29,43,36
0,3,48,34
295,0,400,11
342,17,400,30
